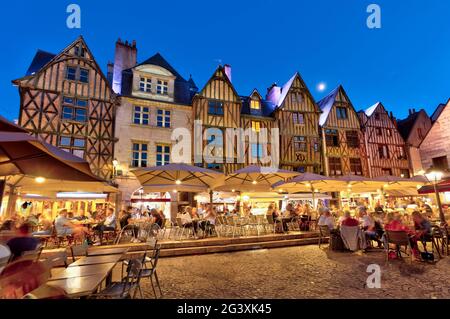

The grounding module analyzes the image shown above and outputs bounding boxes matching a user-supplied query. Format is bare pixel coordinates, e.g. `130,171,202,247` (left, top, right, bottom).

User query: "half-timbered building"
192,65,242,174
397,109,432,175
358,102,411,178
13,36,118,179
266,73,322,173
239,89,277,168
318,86,369,177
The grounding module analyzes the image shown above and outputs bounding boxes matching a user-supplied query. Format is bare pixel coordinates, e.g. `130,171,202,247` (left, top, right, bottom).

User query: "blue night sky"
0,0,449,121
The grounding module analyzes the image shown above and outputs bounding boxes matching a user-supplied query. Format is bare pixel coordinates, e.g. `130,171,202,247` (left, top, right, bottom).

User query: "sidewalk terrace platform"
41,231,321,260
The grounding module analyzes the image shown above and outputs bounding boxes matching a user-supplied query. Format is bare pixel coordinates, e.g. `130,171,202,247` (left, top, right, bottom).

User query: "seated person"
199,208,216,237
6,223,40,261
150,209,164,228
341,211,359,227
55,209,74,236
179,207,198,235
119,208,139,242
317,208,335,230
412,211,432,240
32,213,52,236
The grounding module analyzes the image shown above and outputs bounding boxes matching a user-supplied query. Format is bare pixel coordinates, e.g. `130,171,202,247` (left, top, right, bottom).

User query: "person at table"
341,211,359,227
419,202,433,217
199,208,216,237
119,209,139,242
374,202,384,214
358,207,379,242
412,211,432,240
6,222,40,261
180,206,198,236
55,209,87,239
151,209,164,228
383,213,420,259
280,204,295,233
318,208,335,230
32,213,52,236
55,209,74,236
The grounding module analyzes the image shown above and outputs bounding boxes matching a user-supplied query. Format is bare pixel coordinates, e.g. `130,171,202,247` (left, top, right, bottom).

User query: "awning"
418,179,450,194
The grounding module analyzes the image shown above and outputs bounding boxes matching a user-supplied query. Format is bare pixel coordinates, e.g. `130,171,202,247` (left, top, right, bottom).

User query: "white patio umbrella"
215,165,299,192
273,172,336,193
131,163,225,207
372,175,427,190
273,173,336,209
336,174,385,193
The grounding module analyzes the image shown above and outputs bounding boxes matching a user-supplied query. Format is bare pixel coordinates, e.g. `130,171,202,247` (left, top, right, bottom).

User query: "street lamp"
112,159,119,178
425,167,446,225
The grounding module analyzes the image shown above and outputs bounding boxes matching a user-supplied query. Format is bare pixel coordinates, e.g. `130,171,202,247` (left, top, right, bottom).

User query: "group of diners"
0,205,166,246
266,202,315,233
176,206,217,239
317,205,439,259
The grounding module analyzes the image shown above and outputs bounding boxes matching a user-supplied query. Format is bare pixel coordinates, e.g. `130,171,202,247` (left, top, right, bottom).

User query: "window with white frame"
133,106,150,125
131,143,148,167
139,77,152,93
156,80,168,95
157,109,171,128
156,144,170,166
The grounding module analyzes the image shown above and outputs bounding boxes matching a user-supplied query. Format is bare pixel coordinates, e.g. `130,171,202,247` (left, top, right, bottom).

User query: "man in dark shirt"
6,223,40,261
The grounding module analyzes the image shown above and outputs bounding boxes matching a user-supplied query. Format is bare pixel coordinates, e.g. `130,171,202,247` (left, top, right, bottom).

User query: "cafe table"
36,273,107,299
68,254,123,267
87,247,129,257
50,262,117,280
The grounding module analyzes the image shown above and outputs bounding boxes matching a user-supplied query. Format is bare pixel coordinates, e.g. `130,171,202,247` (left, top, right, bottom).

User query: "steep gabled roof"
364,102,381,117
136,52,186,81
197,65,241,101
431,101,448,123
397,109,428,141
122,52,197,105
317,86,340,126
26,50,56,76
14,36,113,97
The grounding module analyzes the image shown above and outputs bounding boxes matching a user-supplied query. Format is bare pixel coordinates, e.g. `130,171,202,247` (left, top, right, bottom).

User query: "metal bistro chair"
384,230,414,262
318,225,331,249
114,224,138,244
19,244,44,263
69,243,88,263
420,226,442,260
265,214,277,234
138,246,163,299
91,258,145,299
176,217,195,241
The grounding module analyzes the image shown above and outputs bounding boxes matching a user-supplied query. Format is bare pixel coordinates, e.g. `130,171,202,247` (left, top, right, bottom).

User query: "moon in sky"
317,82,326,92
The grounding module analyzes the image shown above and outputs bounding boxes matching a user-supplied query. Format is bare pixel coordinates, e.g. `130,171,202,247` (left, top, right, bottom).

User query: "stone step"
159,231,319,249
159,237,320,257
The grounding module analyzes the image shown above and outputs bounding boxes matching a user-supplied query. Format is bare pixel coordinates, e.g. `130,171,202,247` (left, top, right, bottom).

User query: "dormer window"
139,77,152,93
250,99,260,110
157,80,168,95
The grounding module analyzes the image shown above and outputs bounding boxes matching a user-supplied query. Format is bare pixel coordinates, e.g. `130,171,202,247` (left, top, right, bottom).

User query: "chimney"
107,61,114,85
224,64,232,82
412,108,416,114
112,38,137,94
408,109,413,116
266,83,282,105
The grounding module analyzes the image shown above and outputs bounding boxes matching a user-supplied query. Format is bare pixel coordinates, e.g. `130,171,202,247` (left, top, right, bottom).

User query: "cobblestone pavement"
138,245,450,299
